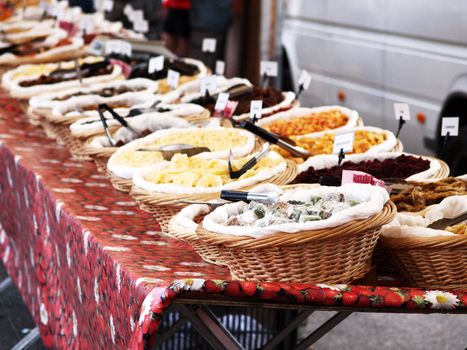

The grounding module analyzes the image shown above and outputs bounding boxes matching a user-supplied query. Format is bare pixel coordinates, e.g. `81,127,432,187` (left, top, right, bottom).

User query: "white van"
281,0,467,175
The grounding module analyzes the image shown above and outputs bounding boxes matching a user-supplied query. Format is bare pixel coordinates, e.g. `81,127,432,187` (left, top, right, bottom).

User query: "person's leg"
162,32,178,54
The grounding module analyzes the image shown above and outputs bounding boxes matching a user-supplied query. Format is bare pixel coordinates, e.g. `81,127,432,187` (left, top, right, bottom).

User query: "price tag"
123,4,134,16
333,131,355,154
224,100,239,119
214,93,229,111
341,170,385,188
89,39,105,55
260,60,278,77
215,60,225,76
79,17,94,33
200,76,217,95
105,40,132,57
202,38,217,53
441,117,459,136
130,10,144,23
298,69,312,90
393,103,411,121
133,19,149,33
148,56,164,74
39,0,48,10
102,0,114,12
167,69,180,89
250,100,263,120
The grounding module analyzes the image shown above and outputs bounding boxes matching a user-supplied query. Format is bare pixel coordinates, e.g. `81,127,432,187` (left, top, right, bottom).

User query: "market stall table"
0,91,466,350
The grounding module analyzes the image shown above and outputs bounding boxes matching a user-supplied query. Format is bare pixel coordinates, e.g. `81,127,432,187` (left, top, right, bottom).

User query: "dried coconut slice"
108,127,256,179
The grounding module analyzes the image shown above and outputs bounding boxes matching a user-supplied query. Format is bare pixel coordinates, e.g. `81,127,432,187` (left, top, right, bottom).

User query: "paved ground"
1,261,466,349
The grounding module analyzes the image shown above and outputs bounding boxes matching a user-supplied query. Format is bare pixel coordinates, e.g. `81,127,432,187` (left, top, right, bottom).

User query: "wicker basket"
428,157,450,179
110,172,134,193
130,160,298,211
393,139,403,152
195,201,396,283
379,235,467,289
167,215,225,266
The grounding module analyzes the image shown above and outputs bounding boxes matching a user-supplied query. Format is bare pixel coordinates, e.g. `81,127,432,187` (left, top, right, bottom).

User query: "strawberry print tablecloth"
0,92,466,350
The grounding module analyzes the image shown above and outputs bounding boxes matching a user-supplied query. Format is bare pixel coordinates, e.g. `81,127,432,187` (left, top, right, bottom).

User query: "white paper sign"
167,69,180,89
393,103,411,121
260,61,278,77
441,117,459,136
298,69,312,90
202,38,217,53
333,131,355,154
250,100,263,120
102,0,114,12
123,4,133,16
148,56,164,74
79,17,94,33
214,93,230,111
130,10,144,23
105,40,132,56
200,76,217,95
215,60,225,76
133,19,149,33
39,1,48,10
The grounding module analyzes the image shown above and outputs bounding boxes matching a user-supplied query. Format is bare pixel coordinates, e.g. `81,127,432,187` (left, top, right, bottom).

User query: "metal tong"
127,99,163,117
228,142,270,179
238,121,311,159
97,108,116,147
175,190,279,209
136,143,211,161
98,103,139,138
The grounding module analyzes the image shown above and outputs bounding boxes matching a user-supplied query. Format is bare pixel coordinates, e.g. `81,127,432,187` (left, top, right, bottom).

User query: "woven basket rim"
380,233,467,250
196,201,396,249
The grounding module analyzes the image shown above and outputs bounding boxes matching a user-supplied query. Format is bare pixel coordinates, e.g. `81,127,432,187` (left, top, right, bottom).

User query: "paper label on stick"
167,69,180,89
123,4,134,16
341,170,385,188
215,60,225,76
441,117,459,136
133,19,149,33
393,103,411,121
214,93,229,112
202,38,217,53
298,69,311,90
102,0,114,11
199,76,217,95
105,40,132,57
148,56,164,74
333,131,354,154
130,10,144,23
223,100,238,119
250,100,263,120
260,61,278,77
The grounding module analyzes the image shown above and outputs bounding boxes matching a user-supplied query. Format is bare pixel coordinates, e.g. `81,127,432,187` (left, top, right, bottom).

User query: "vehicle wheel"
442,126,467,176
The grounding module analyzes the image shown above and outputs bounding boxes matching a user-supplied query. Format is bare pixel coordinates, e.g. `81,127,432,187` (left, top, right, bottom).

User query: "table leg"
294,311,352,350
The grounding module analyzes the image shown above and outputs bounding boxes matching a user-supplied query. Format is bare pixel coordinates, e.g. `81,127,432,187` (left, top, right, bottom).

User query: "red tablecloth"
0,92,465,349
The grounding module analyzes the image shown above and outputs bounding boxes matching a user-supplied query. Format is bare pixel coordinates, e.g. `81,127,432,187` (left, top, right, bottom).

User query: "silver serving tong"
228,142,270,179
175,190,279,209
98,103,139,138
97,108,115,147
238,120,311,159
128,99,163,117
174,200,227,210
427,212,467,231
136,143,211,160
